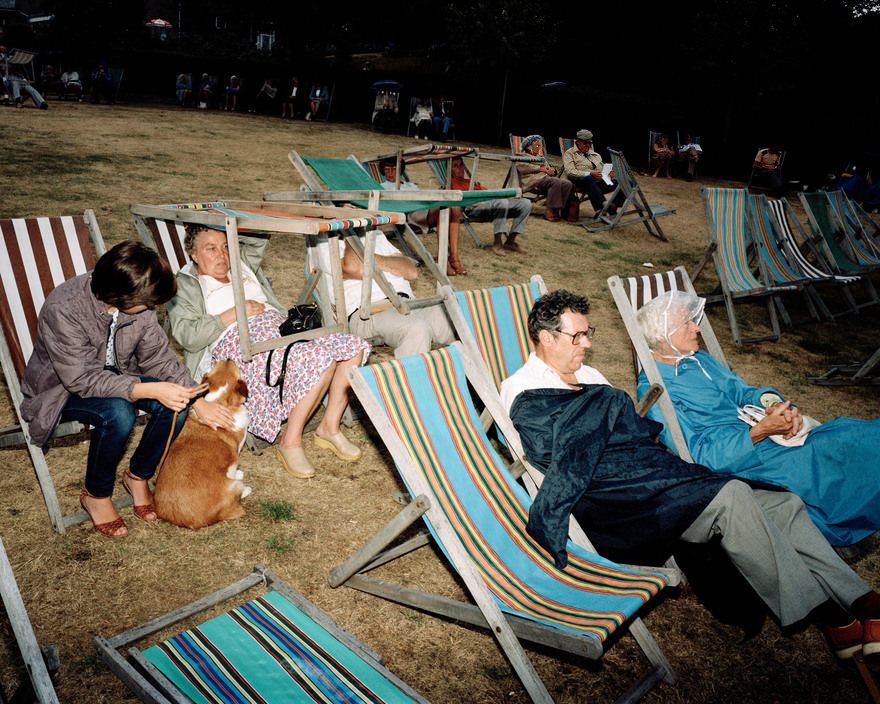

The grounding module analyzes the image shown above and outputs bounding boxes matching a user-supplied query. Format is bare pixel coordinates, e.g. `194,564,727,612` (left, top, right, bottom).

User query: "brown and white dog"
154,359,251,529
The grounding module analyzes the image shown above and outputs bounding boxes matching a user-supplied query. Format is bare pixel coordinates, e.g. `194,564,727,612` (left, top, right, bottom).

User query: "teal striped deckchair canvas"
143,591,420,704
826,190,880,264
700,187,797,345
799,191,880,273
338,344,675,702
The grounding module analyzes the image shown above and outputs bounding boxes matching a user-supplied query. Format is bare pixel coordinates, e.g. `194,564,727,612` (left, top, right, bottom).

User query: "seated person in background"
2,65,48,109
450,156,531,256
253,77,278,114
167,225,371,480
411,97,432,140
380,158,467,276
175,74,191,107
562,129,624,217
677,134,702,181
60,69,83,101
90,63,114,104
517,134,576,222
281,76,305,119
636,290,880,548
197,73,215,108
223,75,240,111
649,133,675,178
21,241,234,538
308,82,329,120
751,144,784,194
39,64,63,98
431,97,454,141
315,230,456,359
501,289,880,663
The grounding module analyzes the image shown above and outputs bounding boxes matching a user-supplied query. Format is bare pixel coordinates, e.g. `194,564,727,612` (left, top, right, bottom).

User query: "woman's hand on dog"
192,398,237,430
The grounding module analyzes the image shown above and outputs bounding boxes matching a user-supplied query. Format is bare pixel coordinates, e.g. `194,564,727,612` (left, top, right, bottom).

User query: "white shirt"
500,352,611,415
381,178,419,191
313,232,414,313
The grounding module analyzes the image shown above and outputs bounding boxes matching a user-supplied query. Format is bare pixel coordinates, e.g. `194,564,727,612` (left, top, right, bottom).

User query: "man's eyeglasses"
556,327,595,344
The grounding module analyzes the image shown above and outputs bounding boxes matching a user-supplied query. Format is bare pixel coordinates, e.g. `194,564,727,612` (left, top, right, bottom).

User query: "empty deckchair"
0,537,59,704
747,193,824,324
0,211,130,534
766,198,877,315
800,191,880,273
332,344,676,704
607,266,729,463
808,346,880,387
94,565,430,704
582,149,673,241
699,187,799,346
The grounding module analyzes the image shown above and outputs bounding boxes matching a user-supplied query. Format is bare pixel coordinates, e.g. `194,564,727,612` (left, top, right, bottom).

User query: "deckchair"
607,266,729,463
556,137,589,203
766,198,877,315
698,187,800,346
94,565,430,704
333,344,676,704
0,536,59,704
267,150,470,284
505,134,550,205
582,149,673,241
808,190,880,269
0,211,131,534
747,149,786,192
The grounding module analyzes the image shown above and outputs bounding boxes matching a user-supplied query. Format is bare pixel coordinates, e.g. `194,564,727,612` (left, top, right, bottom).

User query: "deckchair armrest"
635,383,664,417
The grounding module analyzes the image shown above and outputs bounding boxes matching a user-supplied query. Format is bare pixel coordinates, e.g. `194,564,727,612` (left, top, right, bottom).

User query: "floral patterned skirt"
211,310,371,442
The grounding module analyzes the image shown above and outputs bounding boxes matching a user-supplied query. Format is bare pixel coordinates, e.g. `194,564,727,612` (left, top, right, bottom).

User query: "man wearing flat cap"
562,129,623,216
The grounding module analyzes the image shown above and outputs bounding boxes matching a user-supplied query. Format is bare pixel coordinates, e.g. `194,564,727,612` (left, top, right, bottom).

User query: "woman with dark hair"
21,241,234,538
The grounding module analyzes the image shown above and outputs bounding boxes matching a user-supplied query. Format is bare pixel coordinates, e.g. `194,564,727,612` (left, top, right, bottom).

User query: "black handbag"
267,305,323,403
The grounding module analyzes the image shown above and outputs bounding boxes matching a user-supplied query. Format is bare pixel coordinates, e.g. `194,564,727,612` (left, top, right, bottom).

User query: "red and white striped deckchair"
0,211,118,533
332,344,676,704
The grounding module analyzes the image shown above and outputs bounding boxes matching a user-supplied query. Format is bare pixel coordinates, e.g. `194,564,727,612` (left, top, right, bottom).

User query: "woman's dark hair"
90,240,177,309
527,290,591,344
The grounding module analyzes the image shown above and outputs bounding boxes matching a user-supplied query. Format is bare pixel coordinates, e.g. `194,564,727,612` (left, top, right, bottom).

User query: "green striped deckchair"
700,187,798,346
94,566,430,704
799,191,880,274
582,149,673,240
332,344,676,704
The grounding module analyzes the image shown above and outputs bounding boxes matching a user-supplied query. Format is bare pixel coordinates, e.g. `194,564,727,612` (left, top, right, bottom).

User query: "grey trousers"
680,480,869,626
348,304,455,359
464,198,532,236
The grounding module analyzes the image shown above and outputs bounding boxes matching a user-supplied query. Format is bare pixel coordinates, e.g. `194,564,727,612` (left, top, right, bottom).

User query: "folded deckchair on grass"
582,149,673,241
265,150,481,284
698,187,800,346
93,565,430,704
0,537,59,704
0,211,128,534
130,200,400,363
766,197,877,315
607,266,729,463
332,344,676,704
799,191,880,273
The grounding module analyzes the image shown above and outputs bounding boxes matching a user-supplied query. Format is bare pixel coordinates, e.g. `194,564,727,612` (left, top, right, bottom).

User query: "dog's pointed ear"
236,379,249,400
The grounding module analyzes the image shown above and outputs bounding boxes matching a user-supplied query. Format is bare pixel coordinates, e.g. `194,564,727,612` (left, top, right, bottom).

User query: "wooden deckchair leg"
854,652,880,704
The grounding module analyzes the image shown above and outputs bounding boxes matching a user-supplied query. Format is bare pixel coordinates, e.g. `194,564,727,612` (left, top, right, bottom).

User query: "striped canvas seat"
582,149,673,240
0,211,110,533
800,191,880,273
95,567,429,704
442,277,546,391
701,187,798,346
337,344,675,702
826,190,880,265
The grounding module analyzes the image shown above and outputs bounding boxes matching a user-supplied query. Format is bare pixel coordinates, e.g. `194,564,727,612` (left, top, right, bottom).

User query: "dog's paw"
240,485,252,499
226,465,242,480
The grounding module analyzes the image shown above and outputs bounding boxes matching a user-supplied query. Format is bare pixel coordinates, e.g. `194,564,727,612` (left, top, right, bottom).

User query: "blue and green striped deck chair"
94,565,430,704
332,344,676,704
582,149,673,241
700,187,798,346
799,191,880,274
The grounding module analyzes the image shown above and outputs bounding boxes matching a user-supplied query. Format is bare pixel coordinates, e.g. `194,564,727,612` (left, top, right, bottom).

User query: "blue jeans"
59,377,188,496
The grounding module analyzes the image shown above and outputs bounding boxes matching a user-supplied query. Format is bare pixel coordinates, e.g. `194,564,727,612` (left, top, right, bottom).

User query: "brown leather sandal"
122,470,158,522
79,488,128,538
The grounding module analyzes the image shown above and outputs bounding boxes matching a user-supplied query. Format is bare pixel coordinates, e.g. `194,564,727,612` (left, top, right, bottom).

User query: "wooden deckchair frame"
0,211,135,534
799,191,880,274
93,564,431,704
0,536,59,703
332,343,677,704
582,149,673,240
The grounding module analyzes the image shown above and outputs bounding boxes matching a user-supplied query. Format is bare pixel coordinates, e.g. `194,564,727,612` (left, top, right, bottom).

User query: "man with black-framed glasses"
500,289,880,660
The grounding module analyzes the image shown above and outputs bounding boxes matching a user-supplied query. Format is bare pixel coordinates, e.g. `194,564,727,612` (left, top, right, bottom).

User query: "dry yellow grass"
1,100,879,703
